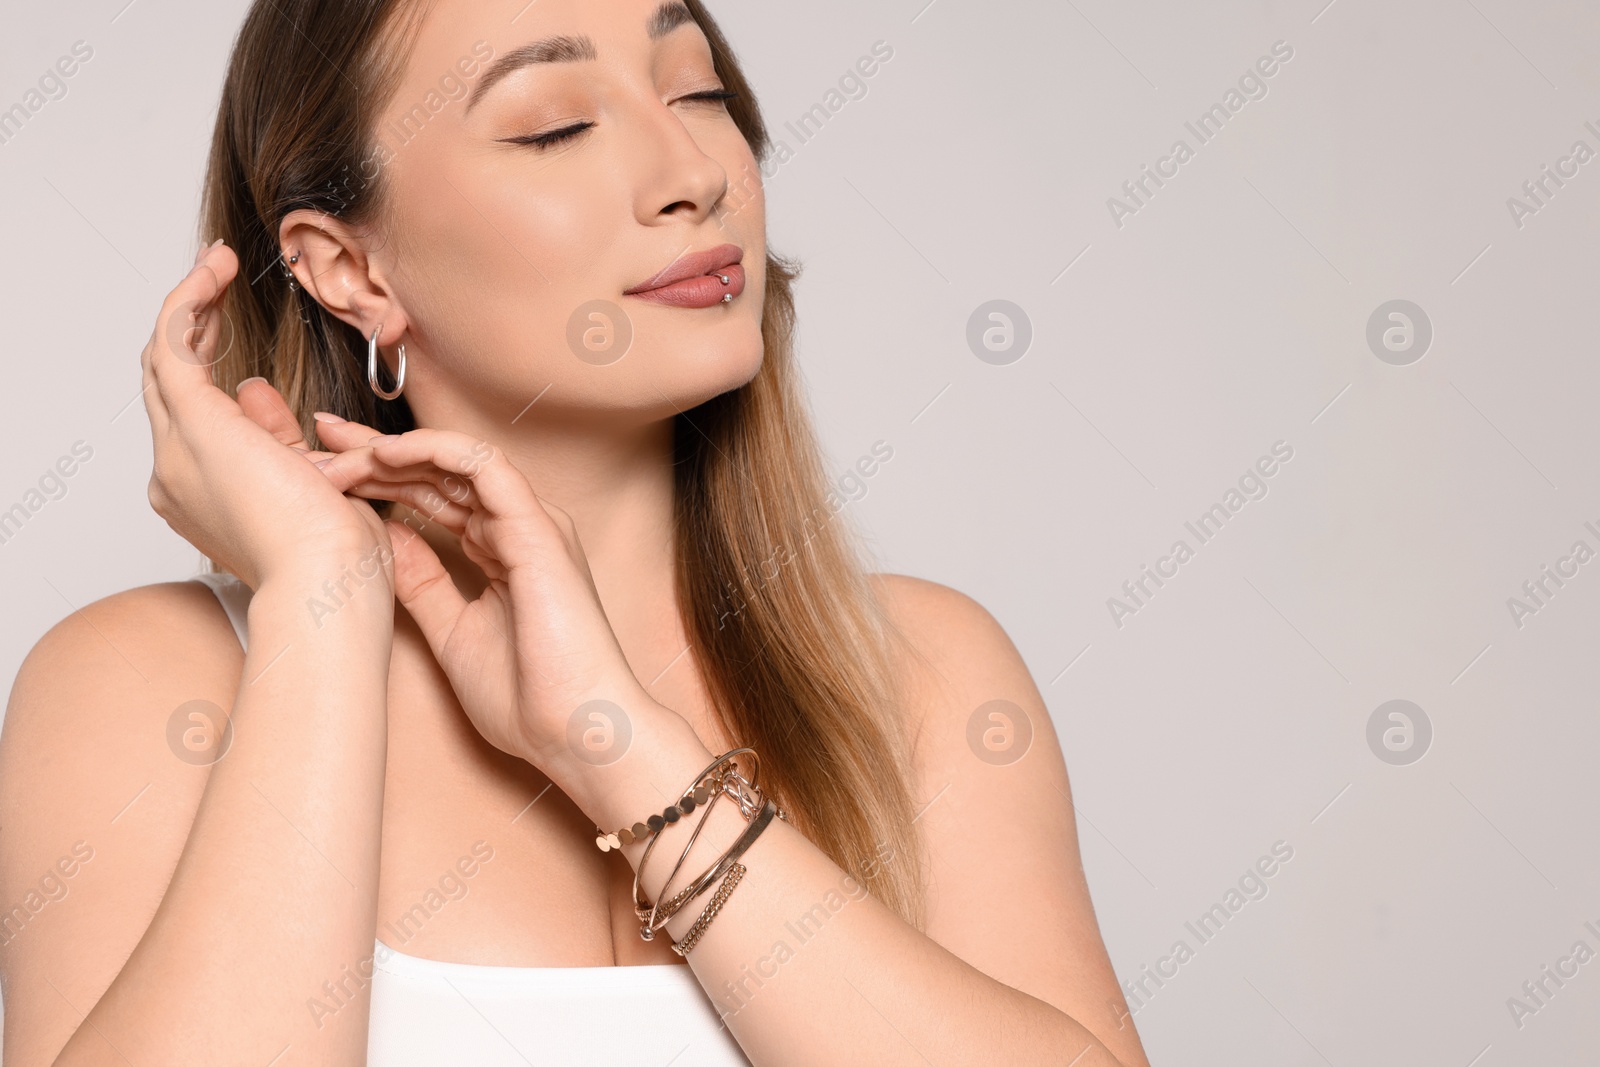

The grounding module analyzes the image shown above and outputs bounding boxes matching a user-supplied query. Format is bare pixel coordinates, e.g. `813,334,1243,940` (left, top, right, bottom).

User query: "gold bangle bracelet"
636,776,794,934
630,748,762,924
632,763,765,933
634,772,752,935
641,798,778,941
641,767,735,928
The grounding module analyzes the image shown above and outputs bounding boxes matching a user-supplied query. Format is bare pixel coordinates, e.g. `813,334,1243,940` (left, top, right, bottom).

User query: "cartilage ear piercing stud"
289,253,300,264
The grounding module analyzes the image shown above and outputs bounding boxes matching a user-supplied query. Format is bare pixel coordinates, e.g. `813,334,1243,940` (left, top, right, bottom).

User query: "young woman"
0,1,1150,1064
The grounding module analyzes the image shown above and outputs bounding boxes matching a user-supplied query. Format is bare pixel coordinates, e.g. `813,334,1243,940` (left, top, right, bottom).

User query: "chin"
653,327,765,410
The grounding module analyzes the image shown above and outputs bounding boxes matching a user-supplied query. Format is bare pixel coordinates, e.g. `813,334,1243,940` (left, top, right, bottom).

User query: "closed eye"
501,120,594,150
499,89,738,151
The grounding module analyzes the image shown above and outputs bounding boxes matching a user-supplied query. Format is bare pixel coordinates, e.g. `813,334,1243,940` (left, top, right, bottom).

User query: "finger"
149,243,240,420
312,412,385,452
140,336,171,441
366,430,538,526
338,481,475,530
357,479,510,583
316,448,483,510
383,503,508,584
237,378,310,450
313,414,466,484
142,244,227,449
151,243,238,378
383,518,473,656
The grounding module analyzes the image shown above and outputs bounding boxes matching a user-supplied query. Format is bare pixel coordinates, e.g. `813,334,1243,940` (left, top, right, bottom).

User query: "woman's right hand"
142,240,392,591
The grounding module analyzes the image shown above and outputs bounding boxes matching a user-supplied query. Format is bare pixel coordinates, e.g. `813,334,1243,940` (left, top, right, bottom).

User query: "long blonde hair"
200,0,927,928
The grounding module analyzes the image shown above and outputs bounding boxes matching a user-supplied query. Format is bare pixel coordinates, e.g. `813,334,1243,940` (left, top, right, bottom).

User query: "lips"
623,265,746,308
624,243,744,294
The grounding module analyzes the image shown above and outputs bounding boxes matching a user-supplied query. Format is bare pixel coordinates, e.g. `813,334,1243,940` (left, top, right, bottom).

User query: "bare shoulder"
0,579,243,1067
11,576,240,670
865,572,1149,1066
3,578,244,752
866,572,1042,747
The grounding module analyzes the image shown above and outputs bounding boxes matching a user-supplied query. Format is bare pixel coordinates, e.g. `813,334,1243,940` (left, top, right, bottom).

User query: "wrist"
538,696,715,833
258,543,392,593
547,701,781,947
250,559,395,645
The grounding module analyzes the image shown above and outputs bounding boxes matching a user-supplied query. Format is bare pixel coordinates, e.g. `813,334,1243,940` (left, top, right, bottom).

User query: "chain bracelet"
671,862,748,956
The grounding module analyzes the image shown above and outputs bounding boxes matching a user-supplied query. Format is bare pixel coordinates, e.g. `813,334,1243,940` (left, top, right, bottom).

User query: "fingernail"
210,237,225,249
368,434,397,445
315,458,334,469
236,376,266,395
313,411,346,424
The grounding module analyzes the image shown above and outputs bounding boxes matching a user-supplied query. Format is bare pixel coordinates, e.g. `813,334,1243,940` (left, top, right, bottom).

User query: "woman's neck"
385,412,694,699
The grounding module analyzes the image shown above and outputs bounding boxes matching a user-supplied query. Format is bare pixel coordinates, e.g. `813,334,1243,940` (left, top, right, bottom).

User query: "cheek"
474,170,620,289
385,165,629,394
391,159,622,373
713,141,766,238
393,144,614,294
440,199,593,300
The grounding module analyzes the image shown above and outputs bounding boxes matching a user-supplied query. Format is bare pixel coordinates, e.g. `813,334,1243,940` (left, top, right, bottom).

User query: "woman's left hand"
299,414,674,776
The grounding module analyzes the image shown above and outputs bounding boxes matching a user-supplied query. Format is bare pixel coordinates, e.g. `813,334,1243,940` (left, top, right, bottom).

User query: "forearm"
560,708,1131,1067
55,566,393,1067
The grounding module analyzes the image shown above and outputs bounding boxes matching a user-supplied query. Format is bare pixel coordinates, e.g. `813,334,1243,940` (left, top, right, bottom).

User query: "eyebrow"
464,1,697,115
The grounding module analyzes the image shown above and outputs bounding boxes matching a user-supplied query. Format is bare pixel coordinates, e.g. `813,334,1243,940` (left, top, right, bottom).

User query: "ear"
277,209,410,349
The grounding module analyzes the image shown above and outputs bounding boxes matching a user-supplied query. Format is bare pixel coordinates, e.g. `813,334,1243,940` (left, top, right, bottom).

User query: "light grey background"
3,0,1598,1063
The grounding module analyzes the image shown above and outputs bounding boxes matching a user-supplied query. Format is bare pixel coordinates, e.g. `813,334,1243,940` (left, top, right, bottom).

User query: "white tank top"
190,572,752,1066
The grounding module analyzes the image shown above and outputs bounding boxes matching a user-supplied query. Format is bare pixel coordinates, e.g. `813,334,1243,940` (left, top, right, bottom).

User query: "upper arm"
0,582,242,1067
871,573,1150,1067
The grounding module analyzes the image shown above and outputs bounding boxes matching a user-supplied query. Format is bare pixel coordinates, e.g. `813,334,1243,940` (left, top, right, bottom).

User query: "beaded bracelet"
593,759,739,853
671,862,748,956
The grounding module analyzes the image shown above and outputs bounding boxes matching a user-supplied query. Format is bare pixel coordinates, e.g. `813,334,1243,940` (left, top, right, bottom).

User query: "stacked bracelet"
637,797,779,940
594,746,789,953
642,797,777,938
671,862,747,956
630,748,763,933
642,763,739,930
593,761,737,853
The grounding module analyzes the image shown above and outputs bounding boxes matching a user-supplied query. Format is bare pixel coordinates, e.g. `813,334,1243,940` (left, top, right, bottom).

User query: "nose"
630,98,730,227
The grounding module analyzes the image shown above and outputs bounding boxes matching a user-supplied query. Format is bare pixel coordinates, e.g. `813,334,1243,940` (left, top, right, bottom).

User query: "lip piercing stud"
722,293,733,303
717,274,729,284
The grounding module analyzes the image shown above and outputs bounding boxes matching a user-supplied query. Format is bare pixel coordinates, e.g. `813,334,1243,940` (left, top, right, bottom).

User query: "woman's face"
354,0,768,426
